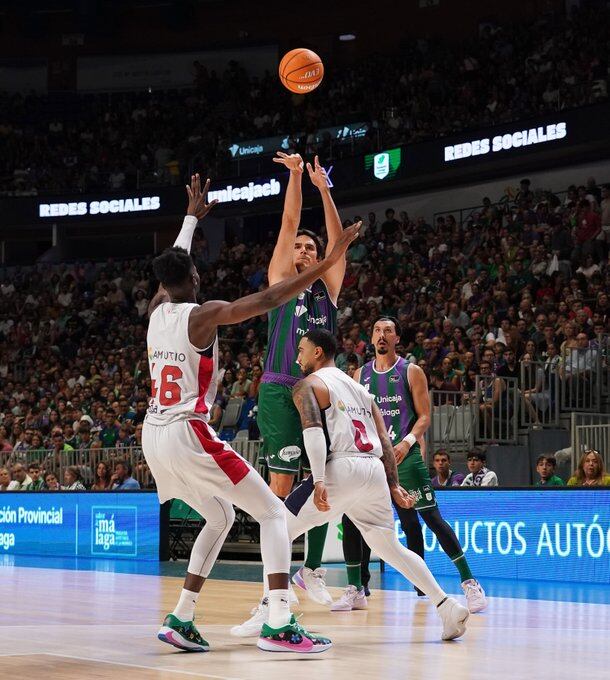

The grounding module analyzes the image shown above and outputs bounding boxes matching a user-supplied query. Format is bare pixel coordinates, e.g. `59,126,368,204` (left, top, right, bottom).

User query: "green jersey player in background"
334,317,487,614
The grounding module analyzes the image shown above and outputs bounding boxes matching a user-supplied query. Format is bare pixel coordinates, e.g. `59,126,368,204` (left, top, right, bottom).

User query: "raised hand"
186,174,218,220
327,221,361,262
306,155,329,191
272,151,304,173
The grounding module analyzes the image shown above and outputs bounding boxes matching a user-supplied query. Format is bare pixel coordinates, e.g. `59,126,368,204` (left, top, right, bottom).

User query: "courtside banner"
0,491,160,560
386,489,610,584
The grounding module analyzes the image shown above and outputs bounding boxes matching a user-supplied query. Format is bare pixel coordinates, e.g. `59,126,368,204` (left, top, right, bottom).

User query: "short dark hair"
303,329,337,358
536,455,556,467
467,449,486,462
434,449,451,460
296,229,324,259
374,316,402,337
115,459,132,475
152,246,193,287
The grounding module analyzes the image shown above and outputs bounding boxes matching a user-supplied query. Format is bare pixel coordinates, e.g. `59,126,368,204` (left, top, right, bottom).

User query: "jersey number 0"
351,419,374,452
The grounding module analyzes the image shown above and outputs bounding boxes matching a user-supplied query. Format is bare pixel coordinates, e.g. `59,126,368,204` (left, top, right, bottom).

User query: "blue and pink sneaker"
257,615,332,653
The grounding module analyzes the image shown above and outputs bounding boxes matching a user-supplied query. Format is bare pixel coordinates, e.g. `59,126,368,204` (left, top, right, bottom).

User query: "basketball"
279,48,324,94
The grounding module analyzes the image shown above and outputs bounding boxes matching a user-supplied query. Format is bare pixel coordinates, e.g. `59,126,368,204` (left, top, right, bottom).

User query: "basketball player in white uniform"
144,174,358,654
282,329,470,641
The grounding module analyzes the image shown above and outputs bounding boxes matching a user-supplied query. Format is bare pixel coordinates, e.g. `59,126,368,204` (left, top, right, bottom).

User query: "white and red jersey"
145,302,218,425
314,367,383,459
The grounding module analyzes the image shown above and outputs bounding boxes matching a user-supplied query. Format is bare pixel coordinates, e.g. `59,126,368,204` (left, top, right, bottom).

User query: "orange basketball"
279,48,324,94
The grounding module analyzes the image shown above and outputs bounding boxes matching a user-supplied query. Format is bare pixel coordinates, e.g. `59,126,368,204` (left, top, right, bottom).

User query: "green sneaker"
257,614,332,653
157,614,210,652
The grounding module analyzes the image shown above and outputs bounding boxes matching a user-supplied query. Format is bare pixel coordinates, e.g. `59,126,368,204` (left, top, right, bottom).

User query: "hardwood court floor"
0,565,608,680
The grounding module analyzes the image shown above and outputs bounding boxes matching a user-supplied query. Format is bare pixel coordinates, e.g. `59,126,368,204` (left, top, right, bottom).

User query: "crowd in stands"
1,3,608,196
0,172,609,490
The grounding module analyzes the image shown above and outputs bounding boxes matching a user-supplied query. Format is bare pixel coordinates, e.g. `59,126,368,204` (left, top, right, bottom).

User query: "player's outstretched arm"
189,223,360,348
148,174,217,317
307,155,347,304
372,402,415,509
293,376,331,512
268,153,304,285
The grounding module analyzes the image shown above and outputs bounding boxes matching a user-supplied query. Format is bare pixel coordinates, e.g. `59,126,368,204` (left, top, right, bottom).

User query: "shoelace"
290,619,311,638
312,570,328,586
249,602,267,617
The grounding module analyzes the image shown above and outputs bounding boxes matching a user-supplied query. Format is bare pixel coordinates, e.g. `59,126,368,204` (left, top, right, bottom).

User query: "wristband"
403,433,417,448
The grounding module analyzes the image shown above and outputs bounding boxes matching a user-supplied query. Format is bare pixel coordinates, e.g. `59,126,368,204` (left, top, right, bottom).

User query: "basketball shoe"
461,579,487,613
158,614,209,651
291,566,333,606
230,598,269,637
330,585,368,612
437,597,469,641
257,615,332,653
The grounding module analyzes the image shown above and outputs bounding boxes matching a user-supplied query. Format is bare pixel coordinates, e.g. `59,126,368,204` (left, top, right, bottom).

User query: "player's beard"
300,364,314,376
376,345,388,355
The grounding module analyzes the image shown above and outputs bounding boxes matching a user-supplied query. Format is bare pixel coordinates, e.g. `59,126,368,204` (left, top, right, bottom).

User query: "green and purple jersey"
262,280,336,387
359,357,417,445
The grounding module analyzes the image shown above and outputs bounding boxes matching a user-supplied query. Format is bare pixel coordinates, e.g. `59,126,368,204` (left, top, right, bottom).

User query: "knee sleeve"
259,496,290,575
204,502,236,533
394,503,424,559
342,514,364,565
187,497,235,577
419,507,462,557
258,495,286,523
360,524,445,605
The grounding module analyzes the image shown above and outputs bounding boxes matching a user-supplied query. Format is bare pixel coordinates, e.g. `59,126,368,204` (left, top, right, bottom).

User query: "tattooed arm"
371,401,415,509
292,376,331,511
292,377,326,429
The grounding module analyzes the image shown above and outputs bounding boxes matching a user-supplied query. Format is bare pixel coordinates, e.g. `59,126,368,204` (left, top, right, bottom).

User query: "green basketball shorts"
397,443,437,510
258,382,308,474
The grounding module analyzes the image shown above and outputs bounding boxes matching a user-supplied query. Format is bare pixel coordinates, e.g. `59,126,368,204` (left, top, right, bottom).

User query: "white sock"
172,588,199,622
263,568,269,599
267,589,290,628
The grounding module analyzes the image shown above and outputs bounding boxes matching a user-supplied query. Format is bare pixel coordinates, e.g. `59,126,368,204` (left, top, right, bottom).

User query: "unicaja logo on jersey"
337,400,346,412
294,304,308,317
